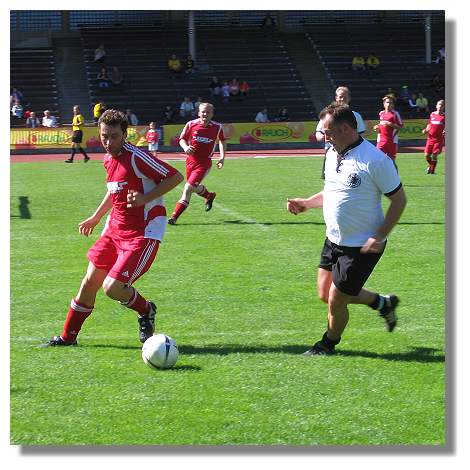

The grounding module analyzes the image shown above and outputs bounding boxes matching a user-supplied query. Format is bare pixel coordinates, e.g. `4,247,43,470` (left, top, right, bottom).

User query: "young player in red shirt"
373,95,403,164
168,102,227,225
145,121,159,157
422,99,445,174
46,109,183,346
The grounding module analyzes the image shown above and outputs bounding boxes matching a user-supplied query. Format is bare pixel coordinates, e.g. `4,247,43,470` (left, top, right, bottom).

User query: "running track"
10,146,425,163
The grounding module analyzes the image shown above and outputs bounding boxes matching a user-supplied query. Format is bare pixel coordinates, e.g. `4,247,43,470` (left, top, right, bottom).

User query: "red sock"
196,185,211,199
61,298,93,343
172,200,189,220
122,287,150,316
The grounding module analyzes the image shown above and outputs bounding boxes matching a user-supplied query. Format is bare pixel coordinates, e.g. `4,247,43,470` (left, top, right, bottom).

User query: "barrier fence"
10,120,428,150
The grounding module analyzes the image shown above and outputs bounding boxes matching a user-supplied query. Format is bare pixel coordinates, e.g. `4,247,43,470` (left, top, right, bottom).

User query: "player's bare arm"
78,191,113,237
287,191,324,215
126,172,184,208
179,138,195,155
360,186,407,254
216,140,227,168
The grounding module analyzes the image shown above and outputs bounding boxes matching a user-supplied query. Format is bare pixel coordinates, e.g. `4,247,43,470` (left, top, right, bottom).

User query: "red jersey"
427,111,445,141
179,119,226,164
377,110,402,144
145,129,159,144
103,142,178,241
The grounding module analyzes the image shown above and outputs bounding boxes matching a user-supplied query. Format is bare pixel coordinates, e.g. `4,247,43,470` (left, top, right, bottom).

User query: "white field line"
213,203,271,231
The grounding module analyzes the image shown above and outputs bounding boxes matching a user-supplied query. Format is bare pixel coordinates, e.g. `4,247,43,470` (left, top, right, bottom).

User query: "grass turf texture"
10,153,445,445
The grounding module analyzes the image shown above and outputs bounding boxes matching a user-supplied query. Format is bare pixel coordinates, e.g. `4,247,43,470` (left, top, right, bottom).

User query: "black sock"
79,147,89,158
369,294,384,310
70,148,76,160
322,331,341,349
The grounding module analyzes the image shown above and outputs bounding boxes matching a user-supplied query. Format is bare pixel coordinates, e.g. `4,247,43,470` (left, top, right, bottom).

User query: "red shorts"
87,232,159,284
425,138,444,155
377,141,398,160
186,159,211,186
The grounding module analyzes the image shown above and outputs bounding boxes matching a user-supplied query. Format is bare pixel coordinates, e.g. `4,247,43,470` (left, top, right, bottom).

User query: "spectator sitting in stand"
261,12,276,30
255,108,270,123
25,111,41,128
179,97,195,119
97,67,110,88
125,109,139,126
240,80,250,97
11,99,23,119
93,44,106,63
434,47,445,65
194,96,203,110
163,105,176,124
384,87,398,101
430,74,445,95
221,82,230,102
351,54,366,71
229,78,240,97
93,101,106,125
185,55,195,74
10,87,24,107
109,66,123,86
416,92,429,115
398,85,411,110
366,53,380,71
42,109,58,127
276,108,290,122
168,54,182,73
407,93,418,115
209,76,222,96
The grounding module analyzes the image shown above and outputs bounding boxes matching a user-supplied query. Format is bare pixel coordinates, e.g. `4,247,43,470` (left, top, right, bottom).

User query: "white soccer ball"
142,334,179,369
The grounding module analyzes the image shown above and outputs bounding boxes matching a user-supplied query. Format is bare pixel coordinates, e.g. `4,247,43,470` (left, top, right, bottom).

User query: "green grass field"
10,152,445,445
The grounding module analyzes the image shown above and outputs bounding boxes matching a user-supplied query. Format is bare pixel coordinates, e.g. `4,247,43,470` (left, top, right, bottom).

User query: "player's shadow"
179,344,444,363
170,220,324,227
336,346,445,363
10,196,32,219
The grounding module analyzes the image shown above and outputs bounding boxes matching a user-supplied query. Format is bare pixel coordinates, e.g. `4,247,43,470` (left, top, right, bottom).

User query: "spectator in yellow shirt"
352,54,366,71
168,54,182,74
93,101,106,125
366,53,381,71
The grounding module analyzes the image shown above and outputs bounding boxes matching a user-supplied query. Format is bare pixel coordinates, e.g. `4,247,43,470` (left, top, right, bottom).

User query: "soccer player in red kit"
168,102,227,225
422,99,445,174
374,95,403,164
46,109,183,346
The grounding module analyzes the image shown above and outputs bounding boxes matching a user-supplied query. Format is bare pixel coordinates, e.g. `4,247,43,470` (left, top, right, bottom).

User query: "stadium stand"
10,48,60,126
305,21,445,119
80,25,316,124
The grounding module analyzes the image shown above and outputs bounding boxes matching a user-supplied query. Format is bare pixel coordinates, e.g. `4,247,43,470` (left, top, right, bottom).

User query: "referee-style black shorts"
72,130,83,144
319,238,386,296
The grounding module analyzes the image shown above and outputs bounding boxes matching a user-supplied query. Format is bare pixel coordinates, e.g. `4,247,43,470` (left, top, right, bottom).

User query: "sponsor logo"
107,181,128,193
252,125,293,142
195,136,213,144
122,271,129,277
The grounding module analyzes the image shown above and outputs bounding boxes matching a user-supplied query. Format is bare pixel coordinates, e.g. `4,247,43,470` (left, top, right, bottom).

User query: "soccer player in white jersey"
315,86,366,179
46,109,183,346
287,103,407,355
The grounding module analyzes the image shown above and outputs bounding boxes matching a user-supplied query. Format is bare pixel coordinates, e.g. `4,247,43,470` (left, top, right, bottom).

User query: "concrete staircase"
282,33,334,116
52,37,92,125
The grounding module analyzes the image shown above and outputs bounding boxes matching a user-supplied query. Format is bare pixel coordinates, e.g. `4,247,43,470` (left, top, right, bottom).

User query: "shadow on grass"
169,220,324,227
77,343,444,363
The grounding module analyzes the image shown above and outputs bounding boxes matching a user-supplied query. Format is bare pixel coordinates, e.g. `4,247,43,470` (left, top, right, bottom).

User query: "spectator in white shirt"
42,110,58,127
255,108,269,123
125,109,139,126
180,97,195,119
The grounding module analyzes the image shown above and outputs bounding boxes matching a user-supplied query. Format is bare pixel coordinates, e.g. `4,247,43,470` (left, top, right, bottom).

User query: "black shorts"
319,238,386,296
72,130,83,144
